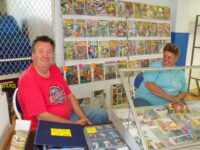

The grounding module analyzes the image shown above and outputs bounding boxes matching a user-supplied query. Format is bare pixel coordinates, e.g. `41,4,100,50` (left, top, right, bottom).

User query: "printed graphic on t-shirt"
49,86,66,103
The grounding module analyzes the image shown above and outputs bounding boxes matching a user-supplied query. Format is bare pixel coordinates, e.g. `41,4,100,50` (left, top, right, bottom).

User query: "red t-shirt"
18,64,72,130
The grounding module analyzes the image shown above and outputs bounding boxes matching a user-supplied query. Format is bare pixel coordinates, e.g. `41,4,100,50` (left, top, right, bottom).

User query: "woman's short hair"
163,43,180,58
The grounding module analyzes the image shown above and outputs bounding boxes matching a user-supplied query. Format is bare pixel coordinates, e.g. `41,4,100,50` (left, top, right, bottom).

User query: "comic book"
136,40,145,55
95,0,106,16
155,5,164,20
141,59,149,68
85,0,96,15
134,3,150,19
151,40,159,54
60,0,74,15
87,19,98,37
106,2,116,17
76,41,87,60
157,23,165,37
63,19,74,38
144,40,152,54
120,40,128,57
105,61,117,80
98,20,109,37
124,2,133,17
163,6,170,20
127,21,137,37
109,40,118,57
73,0,85,15
150,22,158,37
112,83,129,107
109,20,118,37
74,19,87,37
116,1,126,17
64,41,76,61
128,40,136,56
155,118,180,132
93,63,104,81
158,40,166,53
88,41,98,59
116,21,126,37
79,64,92,84
65,65,79,85
98,41,110,58
117,60,127,78
148,4,156,19
135,22,145,37
91,89,106,108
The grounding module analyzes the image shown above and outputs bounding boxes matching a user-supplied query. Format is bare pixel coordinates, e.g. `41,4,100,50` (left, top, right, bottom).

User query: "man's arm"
68,94,92,125
145,82,188,102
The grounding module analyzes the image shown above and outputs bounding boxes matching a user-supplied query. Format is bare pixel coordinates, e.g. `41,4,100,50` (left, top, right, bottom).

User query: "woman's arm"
145,82,187,102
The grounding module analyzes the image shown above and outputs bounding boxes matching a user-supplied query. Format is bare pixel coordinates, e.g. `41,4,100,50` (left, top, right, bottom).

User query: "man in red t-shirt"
18,36,109,130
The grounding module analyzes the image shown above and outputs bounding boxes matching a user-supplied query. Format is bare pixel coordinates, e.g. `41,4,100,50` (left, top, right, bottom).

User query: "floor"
186,88,200,102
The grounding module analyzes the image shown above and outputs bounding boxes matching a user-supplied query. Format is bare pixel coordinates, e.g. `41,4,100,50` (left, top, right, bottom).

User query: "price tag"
86,127,97,134
50,128,72,137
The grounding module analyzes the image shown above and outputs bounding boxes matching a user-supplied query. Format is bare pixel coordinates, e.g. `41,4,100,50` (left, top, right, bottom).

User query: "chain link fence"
0,0,54,77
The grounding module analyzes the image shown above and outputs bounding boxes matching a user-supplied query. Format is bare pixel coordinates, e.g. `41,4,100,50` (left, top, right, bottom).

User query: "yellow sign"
86,127,97,134
51,128,72,137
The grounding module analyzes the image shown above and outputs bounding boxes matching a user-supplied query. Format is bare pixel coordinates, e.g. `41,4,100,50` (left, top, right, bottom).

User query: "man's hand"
75,118,92,126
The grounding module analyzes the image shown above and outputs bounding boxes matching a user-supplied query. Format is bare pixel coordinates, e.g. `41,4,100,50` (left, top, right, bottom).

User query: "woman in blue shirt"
134,43,188,107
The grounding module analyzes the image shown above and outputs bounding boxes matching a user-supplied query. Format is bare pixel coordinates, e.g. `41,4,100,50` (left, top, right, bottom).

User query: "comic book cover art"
116,21,126,37
155,5,164,20
85,0,96,15
136,22,150,37
63,19,74,37
117,60,127,78
65,65,79,85
98,41,110,58
95,0,106,16
60,0,74,15
93,63,104,81
149,22,158,37
87,19,98,37
112,83,129,107
155,118,179,132
158,40,166,53
116,1,126,17
135,40,145,55
144,40,152,54
76,41,87,60
151,40,159,54
105,61,116,80
124,2,133,17
106,2,116,16
141,59,149,68
128,40,136,56
163,6,170,20
158,23,170,37
127,21,137,37
64,41,76,61
149,4,157,19
128,60,139,68
109,20,118,37
109,40,118,57
73,0,85,15
120,40,128,57
74,19,86,37
98,20,109,37
91,89,106,108
133,3,150,19
79,64,92,83
88,41,98,59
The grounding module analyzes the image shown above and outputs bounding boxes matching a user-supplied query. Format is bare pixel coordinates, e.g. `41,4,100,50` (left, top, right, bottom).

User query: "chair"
134,72,144,89
12,88,23,120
